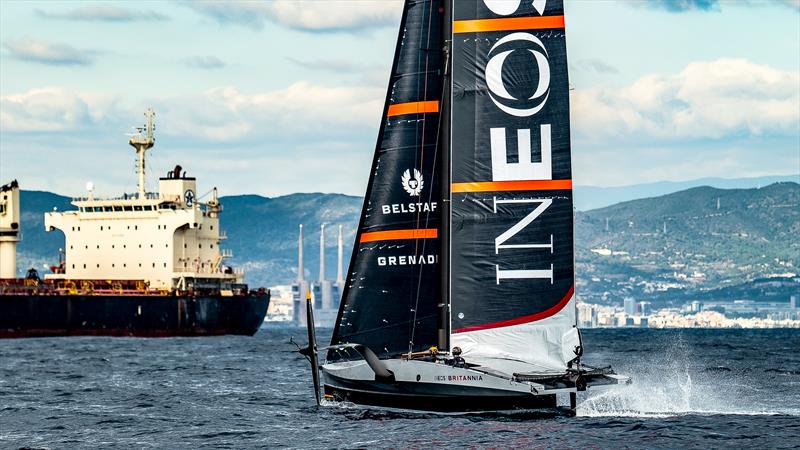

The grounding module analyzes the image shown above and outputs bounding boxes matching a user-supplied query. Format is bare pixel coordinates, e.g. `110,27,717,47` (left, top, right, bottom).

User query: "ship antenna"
129,108,156,199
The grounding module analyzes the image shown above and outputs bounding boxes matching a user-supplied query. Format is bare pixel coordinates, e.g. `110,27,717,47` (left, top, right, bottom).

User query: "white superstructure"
0,180,21,279
43,109,242,290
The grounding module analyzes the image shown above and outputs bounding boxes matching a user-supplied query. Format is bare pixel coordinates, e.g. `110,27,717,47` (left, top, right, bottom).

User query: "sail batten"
453,15,565,33
387,100,441,117
360,228,439,243
452,179,572,193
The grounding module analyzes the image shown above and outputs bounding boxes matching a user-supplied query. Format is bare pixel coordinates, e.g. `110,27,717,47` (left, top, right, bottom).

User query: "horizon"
14,173,800,200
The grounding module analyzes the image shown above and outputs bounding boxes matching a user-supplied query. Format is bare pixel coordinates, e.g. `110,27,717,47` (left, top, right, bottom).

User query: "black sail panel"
328,0,445,361
449,0,578,370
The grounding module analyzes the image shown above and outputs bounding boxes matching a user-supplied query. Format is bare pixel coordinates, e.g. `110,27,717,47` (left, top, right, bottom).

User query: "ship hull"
0,293,269,338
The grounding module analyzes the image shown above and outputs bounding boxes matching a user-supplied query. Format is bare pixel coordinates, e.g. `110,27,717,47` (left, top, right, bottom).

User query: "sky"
0,0,798,198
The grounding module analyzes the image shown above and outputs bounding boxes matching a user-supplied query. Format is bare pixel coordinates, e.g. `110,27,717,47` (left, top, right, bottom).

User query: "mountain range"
13,179,799,306
575,182,799,305
574,174,800,211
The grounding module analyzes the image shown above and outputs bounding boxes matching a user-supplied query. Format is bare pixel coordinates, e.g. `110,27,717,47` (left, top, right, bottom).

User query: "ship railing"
72,192,161,202
218,231,228,240
220,249,233,258
0,278,169,296
173,266,240,275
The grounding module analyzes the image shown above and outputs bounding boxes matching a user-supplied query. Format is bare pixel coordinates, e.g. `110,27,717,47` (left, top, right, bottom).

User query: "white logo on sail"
401,169,424,197
483,0,546,16
485,33,551,118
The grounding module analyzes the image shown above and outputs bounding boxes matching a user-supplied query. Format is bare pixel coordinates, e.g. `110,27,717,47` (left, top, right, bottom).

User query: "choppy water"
1,328,798,449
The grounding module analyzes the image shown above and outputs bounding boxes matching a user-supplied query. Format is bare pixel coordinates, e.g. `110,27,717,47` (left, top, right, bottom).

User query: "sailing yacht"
301,0,629,413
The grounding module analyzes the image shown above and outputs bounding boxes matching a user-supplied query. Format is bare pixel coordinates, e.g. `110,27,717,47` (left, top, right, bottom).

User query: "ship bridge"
43,109,241,291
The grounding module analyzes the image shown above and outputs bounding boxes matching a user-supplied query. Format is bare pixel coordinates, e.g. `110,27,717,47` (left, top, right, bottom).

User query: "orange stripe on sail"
451,179,572,193
359,228,438,243
453,15,565,34
387,100,439,117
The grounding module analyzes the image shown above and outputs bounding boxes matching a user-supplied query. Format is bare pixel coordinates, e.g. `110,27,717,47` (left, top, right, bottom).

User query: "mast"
298,224,304,281
128,108,155,199
438,0,452,351
336,225,343,286
319,224,325,282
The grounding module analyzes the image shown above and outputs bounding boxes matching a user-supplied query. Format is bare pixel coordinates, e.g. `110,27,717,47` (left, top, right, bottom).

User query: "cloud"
286,57,390,87
637,0,799,12
3,38,98,66
185,55,227,69
722,0,799,10
571,58,800,141
181,0,402,32
644,0,719,12
36,6,169,22
0,87,117,132
775,0,800,9
572,59,619,75
157,82,383,142
1,82,383,143
287,57,365,73
1,83,383,197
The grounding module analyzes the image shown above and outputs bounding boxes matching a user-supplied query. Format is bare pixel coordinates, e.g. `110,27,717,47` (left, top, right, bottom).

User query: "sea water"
1,328,798,448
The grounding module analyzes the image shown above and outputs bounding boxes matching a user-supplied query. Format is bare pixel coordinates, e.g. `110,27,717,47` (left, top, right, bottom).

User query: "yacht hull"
324,376,557,412
321,359,568,413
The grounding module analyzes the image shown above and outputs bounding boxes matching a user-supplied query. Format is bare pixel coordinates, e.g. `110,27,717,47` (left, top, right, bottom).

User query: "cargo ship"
0,109,270,338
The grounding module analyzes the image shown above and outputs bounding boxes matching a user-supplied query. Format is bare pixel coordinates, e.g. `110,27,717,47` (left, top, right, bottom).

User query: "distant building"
292,223,345,327
291,280,311,325
577,302,599,328
292,224,310,326
638,301,651,317
791,295,798,310
265,285,294,323
624,297,636,316
690,300,703,313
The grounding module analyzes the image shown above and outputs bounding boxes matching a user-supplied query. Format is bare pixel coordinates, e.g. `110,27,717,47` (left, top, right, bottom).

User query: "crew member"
447,346,466,368
421,346,438,362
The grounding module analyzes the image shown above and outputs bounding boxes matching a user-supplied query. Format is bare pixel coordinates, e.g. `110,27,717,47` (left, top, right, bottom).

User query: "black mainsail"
328,0,445,361
448,0,580,372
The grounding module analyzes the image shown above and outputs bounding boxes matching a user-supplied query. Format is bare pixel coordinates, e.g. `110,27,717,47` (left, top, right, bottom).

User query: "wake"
577,334,799,418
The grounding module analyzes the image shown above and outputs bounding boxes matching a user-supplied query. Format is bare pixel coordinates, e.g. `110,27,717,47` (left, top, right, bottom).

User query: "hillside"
576,182,799,304
220,193,361,287
15,191,74,273
16,191,362,287
14,183,799,305
574,174,799,211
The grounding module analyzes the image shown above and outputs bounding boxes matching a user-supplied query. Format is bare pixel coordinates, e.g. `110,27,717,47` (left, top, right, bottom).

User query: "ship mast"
129,108,155,199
